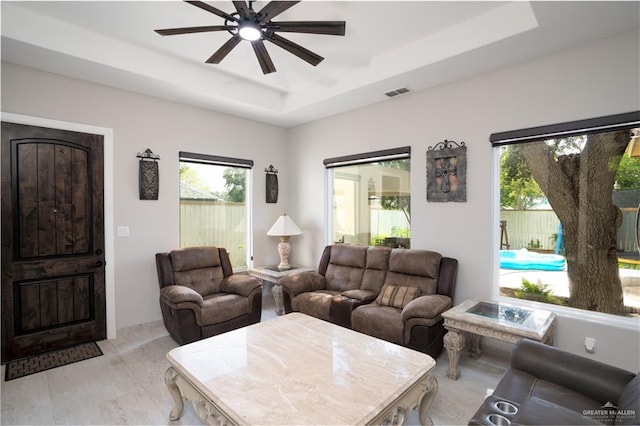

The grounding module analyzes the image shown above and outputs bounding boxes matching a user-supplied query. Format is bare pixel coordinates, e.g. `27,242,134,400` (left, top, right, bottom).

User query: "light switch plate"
117,226,130,237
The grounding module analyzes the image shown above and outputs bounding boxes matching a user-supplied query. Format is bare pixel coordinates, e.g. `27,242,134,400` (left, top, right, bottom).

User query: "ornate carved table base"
442,300,556,381
165,366,234,425
371,373,439,426
248,266,314,316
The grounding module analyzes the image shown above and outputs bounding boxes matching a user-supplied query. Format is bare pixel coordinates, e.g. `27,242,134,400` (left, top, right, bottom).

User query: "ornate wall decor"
426,140,467,202
137,149,160,200
265,165,278,203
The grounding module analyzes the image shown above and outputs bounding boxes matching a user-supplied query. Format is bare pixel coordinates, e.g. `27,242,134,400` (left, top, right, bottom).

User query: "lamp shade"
267,214,302,237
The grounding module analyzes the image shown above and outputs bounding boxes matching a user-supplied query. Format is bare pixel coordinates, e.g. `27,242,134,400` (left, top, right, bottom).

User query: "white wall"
288,29,640,371
2,28,639,371
1,62,288,330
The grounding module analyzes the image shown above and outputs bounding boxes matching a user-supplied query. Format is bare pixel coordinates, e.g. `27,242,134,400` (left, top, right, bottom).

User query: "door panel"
1,122,105,362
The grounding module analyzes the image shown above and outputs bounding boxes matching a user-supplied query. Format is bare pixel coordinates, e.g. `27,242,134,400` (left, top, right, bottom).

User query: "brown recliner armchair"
155,246,262,345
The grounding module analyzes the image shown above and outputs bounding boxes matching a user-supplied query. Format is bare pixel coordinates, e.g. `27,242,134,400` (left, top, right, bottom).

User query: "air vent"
385,87,411,98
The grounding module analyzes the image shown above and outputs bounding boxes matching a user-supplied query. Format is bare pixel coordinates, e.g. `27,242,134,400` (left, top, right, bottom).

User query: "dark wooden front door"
1,122,106,362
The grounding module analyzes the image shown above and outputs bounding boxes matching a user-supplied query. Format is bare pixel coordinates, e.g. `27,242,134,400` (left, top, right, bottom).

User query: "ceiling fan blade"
206,34,242,63
269,21,346,36
251,39,276,74
155,25,235,36
232,1,251,19
264,32,323,66
185,1,238,22
258,1,300,23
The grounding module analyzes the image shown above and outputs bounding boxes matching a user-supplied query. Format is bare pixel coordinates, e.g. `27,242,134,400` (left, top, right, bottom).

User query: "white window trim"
178,154,253,273
491,123,640,332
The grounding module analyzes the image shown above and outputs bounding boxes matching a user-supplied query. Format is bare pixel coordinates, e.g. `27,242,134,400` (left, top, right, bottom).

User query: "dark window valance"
324,146,411,168
490,111,640,147
179,151,253,168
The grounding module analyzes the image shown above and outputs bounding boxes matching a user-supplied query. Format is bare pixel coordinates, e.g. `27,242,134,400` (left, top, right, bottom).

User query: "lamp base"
277,236,292,270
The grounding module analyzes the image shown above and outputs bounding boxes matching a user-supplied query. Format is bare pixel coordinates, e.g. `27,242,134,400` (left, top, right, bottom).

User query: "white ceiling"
2,1,639,127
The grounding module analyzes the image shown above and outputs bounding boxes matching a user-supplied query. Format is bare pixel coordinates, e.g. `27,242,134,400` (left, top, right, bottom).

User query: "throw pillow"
376,284,419,309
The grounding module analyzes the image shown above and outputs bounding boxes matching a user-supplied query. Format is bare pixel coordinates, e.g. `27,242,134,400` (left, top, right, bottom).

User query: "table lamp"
267,213,302,270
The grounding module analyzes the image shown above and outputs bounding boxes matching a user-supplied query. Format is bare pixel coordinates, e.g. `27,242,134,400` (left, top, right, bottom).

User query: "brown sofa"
280,244,458,357
469,339,639,425
155,246,262,345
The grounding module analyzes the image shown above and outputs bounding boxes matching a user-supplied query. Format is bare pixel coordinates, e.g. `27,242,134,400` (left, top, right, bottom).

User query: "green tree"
223,168,245,202
519,130,629,314
615,152,640,189
499,145,545,209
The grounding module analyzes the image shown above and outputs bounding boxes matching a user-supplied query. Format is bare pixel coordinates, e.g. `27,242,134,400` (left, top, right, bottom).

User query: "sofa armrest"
221,274,262,297
160,285,203,306
280,272,327,297
512,396,603,425
511,339,636,405
401,294,452,322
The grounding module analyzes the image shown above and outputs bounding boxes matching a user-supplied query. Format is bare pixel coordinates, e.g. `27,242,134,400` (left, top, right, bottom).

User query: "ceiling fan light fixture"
239,21,261,41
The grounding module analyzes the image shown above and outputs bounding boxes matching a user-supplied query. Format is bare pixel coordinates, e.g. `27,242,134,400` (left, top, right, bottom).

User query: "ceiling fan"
155,0,346,74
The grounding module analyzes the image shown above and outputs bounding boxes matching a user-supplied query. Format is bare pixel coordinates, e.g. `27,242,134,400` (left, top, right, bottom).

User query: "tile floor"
0,283,508,425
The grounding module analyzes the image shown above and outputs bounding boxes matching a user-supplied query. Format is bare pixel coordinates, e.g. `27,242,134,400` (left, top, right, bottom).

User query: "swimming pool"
500,249,566,271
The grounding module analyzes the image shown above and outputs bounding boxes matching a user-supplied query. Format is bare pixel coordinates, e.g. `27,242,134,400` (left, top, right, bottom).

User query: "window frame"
324,146,411,247
178,151,254,271
491,111,640,330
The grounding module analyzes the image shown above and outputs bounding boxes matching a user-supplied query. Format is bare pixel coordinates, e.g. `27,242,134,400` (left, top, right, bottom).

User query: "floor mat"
4,342,103,381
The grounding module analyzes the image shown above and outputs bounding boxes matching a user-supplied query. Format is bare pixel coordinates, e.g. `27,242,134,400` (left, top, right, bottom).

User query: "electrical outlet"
585,337,596,353
117,226,130,237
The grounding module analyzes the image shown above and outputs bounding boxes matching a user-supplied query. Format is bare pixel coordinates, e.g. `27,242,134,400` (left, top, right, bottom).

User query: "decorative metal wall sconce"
426,140,467,202
137,149,160,200
265,165,279,203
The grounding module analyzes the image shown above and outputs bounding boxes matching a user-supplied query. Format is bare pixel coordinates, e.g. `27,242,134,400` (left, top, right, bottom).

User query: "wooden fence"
500,208,638,252
180,200,246,267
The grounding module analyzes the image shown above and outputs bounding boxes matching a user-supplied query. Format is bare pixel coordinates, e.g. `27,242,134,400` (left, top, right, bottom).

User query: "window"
325,147,411,247
179,152,253,270
492,112,640,317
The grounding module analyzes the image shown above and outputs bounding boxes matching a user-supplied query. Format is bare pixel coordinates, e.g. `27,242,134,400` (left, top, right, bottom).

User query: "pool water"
500,249,566,271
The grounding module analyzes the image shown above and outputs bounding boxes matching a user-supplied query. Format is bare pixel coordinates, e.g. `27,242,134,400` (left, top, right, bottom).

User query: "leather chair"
155,246,262,345
469,339,639,425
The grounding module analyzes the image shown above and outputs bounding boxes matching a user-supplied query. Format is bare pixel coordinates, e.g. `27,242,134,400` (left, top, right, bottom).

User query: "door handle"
90,261,104,268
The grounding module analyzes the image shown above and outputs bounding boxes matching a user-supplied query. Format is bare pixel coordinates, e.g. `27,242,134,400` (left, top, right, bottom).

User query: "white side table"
248,265,314,315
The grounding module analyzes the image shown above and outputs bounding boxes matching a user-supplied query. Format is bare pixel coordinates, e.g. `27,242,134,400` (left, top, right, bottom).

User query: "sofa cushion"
360,246,391,293
170,247,225,296
171,246,221,271
173,267,225,296
330,244,368,268
376,284,419,309
197,293,248,326
616,375,640,425
385,249,441,295
351,304,404,345
324,245,368,292
293,290,340,321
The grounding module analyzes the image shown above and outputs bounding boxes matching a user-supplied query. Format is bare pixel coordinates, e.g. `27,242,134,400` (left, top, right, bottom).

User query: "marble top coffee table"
442,299,556,380
165,313,438,425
